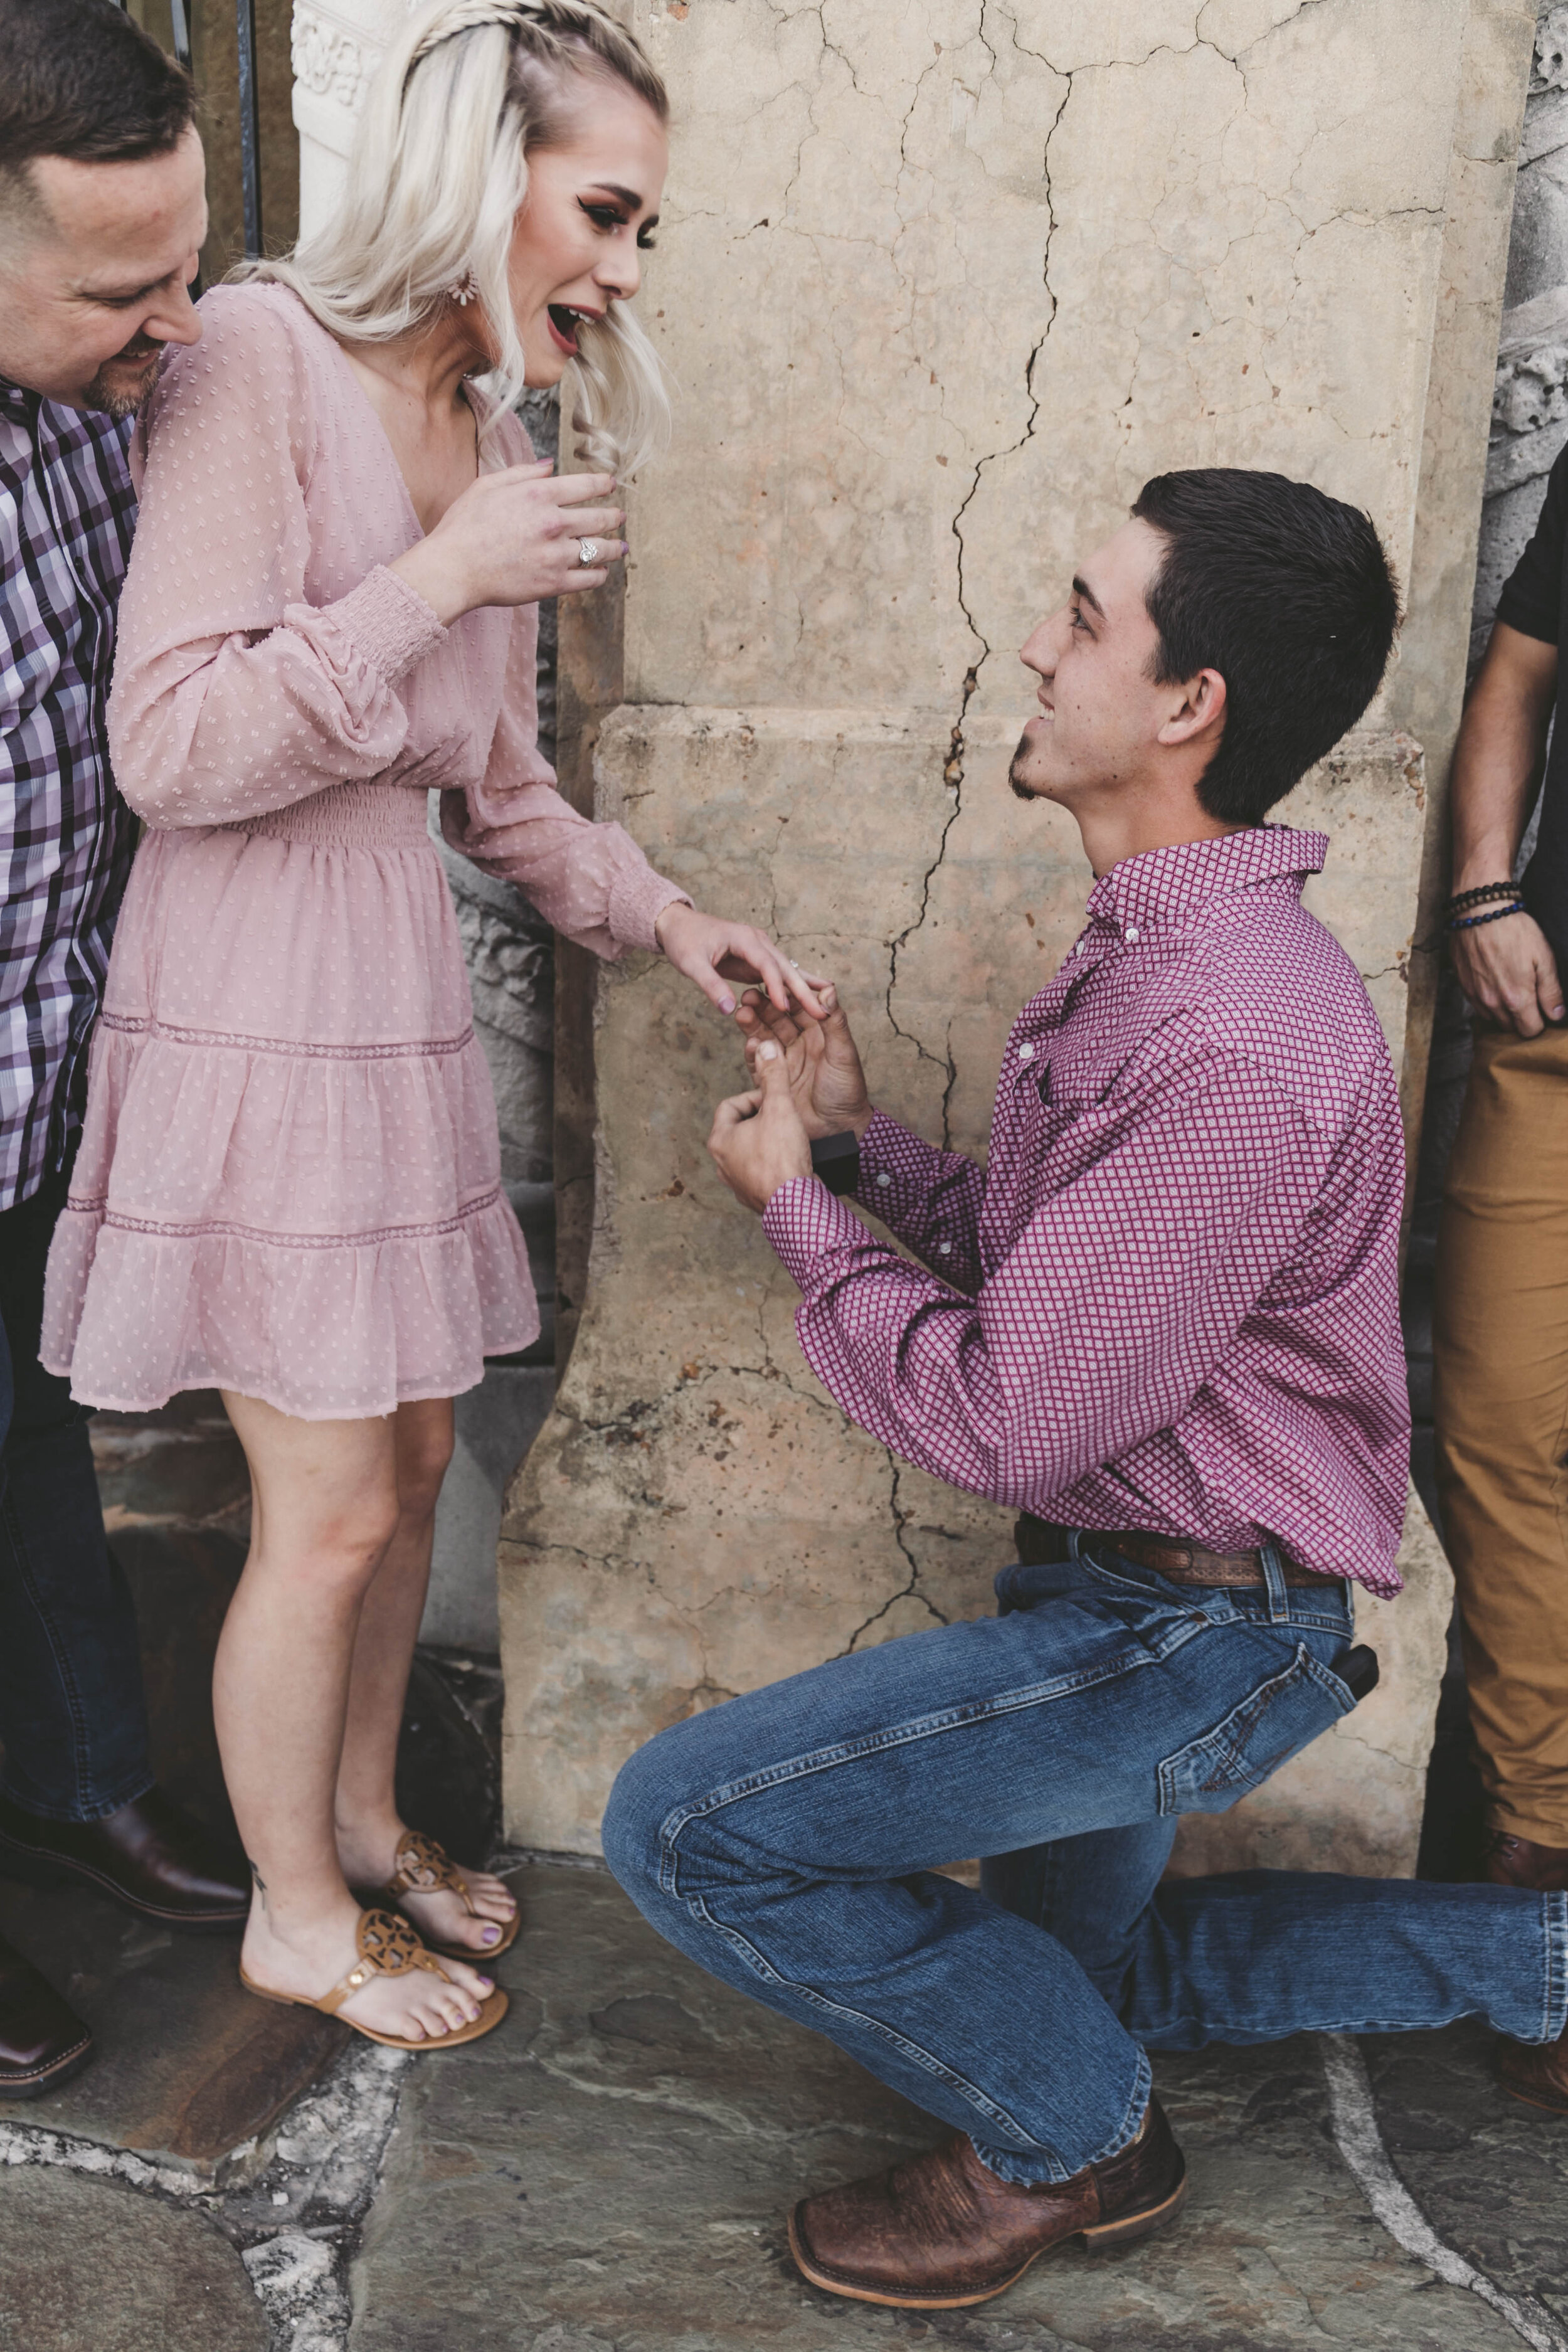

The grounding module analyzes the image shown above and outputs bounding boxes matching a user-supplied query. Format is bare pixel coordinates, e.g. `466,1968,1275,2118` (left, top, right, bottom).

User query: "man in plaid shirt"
608,472,1568,2310
0,0,246,2095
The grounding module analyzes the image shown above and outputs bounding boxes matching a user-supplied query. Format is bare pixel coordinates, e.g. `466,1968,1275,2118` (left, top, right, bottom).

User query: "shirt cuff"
331,564,447,684
854,1108,937,1210
763,1173,866,1288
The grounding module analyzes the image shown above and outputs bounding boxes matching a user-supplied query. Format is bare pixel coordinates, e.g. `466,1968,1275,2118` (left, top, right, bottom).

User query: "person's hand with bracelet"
1446,879,1565,1035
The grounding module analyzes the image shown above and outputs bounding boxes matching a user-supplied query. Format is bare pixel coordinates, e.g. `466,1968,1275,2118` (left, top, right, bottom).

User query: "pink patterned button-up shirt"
763,827,1409,1596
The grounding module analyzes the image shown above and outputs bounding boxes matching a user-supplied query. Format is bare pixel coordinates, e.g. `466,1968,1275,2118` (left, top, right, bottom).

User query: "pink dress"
40,283,683,1420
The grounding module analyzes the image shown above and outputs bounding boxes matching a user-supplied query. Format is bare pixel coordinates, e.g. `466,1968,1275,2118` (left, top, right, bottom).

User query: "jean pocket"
1156,1643,1356,1816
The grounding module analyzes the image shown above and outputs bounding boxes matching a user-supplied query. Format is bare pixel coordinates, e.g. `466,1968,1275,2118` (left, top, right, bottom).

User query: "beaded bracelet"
1449,901,1525,931
1444,882,1523,916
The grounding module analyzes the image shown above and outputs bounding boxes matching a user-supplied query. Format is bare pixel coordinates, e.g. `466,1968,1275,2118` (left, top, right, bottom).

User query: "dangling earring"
448,267,479,307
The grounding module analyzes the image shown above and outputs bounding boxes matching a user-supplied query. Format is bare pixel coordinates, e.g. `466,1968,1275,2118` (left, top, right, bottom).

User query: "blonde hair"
243,0,670,473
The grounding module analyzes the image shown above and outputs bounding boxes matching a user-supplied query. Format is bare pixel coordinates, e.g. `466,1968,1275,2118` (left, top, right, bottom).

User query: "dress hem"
38,1349,534,1422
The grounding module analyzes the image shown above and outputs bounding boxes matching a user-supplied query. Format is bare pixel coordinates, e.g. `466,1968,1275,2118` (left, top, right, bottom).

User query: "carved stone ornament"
1534,3,1568,92
1493,344,1568,437
290,3,372,113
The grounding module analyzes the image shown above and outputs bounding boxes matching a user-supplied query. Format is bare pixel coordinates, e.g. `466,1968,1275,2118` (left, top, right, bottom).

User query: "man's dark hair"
1130,469,1402,827
0,0,194,223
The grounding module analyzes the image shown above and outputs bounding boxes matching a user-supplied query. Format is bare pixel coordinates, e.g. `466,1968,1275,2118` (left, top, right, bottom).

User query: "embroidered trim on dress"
63,1187,507,1249
98,1012,475,1061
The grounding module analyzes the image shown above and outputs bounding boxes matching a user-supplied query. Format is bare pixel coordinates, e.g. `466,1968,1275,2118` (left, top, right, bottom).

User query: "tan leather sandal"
381,1830,521,1961
240,1907,507,2050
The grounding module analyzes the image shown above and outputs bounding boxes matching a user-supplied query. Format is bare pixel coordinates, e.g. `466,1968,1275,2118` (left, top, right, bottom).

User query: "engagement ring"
577,539,600,567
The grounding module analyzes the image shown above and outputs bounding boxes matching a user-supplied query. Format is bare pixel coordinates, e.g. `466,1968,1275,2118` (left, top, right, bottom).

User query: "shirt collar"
0,375,36,420
1084,825,1328,933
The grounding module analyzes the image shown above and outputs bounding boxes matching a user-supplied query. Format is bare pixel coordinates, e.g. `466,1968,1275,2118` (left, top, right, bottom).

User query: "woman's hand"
393,459,625,624
654,901,829,1020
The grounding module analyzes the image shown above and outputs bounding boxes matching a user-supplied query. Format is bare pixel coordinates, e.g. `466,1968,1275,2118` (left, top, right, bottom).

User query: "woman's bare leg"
214,1393,492,2041
331,1398,517,1953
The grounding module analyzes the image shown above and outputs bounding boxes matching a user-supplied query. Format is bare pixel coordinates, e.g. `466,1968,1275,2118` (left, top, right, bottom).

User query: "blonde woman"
41,0,818,2051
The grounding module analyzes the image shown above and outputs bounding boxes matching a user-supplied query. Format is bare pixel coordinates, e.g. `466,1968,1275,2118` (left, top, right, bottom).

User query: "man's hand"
1451,907,1565,1035
707,1041,813,1214
735,985,874,1140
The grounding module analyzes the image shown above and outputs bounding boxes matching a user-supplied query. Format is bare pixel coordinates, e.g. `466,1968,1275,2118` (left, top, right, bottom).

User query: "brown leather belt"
1014,1515,1328,1589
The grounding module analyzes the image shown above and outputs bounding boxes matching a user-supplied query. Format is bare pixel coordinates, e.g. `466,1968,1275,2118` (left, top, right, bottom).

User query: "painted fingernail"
760,1043,779,1062
719,994,736,1014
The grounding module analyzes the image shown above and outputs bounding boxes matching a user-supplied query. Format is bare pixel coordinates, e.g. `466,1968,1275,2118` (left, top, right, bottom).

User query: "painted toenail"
483,1926,499,1943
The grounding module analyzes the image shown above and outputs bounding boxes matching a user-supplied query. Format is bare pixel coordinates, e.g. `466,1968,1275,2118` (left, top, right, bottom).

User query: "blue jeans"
0,1166,152,1821
604,1539,1568,2184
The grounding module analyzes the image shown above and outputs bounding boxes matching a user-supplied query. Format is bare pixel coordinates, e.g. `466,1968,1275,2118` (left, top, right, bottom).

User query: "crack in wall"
884,33,1073,1153
840,1456,952,1653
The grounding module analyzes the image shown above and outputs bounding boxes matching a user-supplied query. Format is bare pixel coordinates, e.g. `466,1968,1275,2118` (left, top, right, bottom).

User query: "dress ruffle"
40,810,539,1420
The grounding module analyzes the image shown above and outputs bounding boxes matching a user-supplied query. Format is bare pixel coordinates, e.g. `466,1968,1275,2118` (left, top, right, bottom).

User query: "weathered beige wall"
502,0,1535,1865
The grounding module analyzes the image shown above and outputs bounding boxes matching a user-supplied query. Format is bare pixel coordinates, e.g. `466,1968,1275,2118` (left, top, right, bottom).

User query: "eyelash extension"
579,198,657,250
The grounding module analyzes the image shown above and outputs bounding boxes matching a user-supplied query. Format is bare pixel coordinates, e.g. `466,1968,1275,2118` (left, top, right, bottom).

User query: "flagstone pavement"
4,1852,1568,2352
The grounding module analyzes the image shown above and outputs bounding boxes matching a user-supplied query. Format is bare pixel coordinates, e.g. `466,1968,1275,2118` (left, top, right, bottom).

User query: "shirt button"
1125,926,1140,944
1017,1041,1036,1062
938,1241,951,1254
875,1170,891,1189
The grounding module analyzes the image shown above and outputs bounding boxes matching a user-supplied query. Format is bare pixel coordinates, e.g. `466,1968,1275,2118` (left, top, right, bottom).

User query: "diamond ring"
577,539,600,567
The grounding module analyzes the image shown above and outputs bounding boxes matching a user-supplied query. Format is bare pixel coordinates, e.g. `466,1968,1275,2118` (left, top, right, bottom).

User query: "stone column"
501,0,1537,1868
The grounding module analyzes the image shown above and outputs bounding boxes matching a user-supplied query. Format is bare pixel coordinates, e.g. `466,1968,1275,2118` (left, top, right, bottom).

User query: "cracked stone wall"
502,0,1539,1860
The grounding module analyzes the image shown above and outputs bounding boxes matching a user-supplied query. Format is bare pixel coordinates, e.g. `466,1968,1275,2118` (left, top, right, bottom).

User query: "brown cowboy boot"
1483,1831,1568,1894
1498,2021,1568,2115
787,2098,1188,2309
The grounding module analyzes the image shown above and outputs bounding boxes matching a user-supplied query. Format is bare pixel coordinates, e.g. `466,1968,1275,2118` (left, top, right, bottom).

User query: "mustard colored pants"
1435,1022,1568,1845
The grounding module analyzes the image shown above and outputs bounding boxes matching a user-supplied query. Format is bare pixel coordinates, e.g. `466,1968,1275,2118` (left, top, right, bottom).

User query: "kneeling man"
603,469,1565,2312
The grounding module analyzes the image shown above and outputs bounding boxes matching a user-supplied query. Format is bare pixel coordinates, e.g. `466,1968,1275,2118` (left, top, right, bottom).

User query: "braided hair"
240,0,670,472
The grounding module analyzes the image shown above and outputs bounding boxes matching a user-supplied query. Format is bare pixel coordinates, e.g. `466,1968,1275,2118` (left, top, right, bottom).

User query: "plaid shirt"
0,380,138,1211
764,827,1410,1595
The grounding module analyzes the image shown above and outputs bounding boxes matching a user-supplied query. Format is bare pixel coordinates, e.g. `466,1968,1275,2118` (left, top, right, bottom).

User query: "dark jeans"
604,1538,1566,2184
0,1165,151,1821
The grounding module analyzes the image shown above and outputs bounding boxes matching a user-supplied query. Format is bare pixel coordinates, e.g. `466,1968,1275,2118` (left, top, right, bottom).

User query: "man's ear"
1156,666,1226,750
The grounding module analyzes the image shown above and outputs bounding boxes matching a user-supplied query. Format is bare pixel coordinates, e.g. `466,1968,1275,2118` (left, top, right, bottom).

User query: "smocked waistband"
217,782,433,847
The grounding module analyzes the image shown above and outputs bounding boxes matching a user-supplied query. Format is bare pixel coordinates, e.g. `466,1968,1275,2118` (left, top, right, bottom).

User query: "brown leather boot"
0,1936,92,2099
1483,1831,1568,1893
787,2099,1188,2309
1499,2020,1568,2114
0,1787,248,1931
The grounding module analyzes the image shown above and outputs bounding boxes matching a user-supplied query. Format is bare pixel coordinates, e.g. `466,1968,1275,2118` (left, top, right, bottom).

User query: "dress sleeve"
438,593,689,959
106,288,446,829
